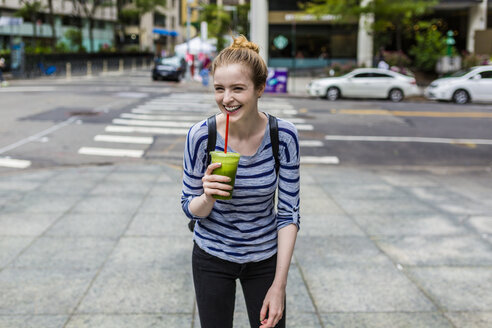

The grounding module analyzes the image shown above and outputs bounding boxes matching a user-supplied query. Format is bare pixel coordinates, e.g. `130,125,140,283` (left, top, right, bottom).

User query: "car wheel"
326,87,340,101
452,89,470,104
388,88,404,102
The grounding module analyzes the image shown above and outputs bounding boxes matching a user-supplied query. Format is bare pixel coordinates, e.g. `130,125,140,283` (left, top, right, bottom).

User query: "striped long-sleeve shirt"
181,113,300,264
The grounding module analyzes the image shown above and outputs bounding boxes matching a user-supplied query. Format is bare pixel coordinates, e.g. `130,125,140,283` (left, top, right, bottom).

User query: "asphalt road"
1,70,492,173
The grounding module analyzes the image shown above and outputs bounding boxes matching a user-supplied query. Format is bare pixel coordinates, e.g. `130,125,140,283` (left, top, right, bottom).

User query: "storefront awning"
152,28,178,37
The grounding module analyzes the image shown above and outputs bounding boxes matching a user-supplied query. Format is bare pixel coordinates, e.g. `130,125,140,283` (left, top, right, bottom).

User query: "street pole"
185,0,193,81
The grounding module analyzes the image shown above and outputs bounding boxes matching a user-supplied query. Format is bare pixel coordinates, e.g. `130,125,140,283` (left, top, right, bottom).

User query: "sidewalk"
0,163,491,327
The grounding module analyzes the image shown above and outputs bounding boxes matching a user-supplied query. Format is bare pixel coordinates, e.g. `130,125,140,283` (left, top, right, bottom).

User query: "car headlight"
429,82,439,88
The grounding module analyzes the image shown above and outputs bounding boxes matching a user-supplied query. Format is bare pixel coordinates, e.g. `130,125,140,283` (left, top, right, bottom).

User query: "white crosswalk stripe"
0,157,32,168
78,147,144,158
94,135,154,144
105,125,189,135
300,140,324,147
112,118,194,128
301,156,340,164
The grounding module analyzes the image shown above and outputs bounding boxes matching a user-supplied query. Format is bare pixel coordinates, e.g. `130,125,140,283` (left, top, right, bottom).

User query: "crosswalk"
0,93,337,170
76,93,339,165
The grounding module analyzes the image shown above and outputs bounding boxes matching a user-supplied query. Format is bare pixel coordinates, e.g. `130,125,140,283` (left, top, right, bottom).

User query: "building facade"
0,0,116,52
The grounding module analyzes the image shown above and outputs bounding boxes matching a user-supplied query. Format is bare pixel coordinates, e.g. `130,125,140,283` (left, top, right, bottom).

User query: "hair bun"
230,35,259,54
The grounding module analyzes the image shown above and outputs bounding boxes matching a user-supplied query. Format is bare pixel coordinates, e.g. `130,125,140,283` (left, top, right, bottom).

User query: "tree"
47,0,56,52
304,0,438,51
409,21,448,72
199,4,231,52
15,0,44,47
72,0,114,52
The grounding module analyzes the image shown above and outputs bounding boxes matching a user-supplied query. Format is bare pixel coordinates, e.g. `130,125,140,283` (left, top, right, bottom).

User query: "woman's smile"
224,104,242,113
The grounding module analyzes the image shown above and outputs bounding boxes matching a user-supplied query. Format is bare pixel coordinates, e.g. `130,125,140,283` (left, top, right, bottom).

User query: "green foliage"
64,28,85,52
24,43,52,54
14,0,44,22
134,0,166,16
236,4,251,37
409,21,448,72
199,4,232,52
382,50,411,67
462,53,491,68
304,0,438,50
55,41,70,53
120,8,140,25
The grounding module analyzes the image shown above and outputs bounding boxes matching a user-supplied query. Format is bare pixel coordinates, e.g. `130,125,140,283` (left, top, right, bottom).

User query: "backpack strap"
189,115,217,233
206,115,217,165
269,114,280,175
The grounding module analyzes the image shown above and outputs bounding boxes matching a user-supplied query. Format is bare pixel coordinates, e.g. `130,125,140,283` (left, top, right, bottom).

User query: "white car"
424,65,492,104
306,68,420,102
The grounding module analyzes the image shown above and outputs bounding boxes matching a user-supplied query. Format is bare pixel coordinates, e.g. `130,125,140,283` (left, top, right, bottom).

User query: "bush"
462,52,491,68
383,51,412,68
324,62,358,76
409,21,450,72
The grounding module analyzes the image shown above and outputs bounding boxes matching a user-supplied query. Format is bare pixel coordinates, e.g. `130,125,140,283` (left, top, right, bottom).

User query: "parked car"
152,56,186,82
306,68,420,102
424,65,492,104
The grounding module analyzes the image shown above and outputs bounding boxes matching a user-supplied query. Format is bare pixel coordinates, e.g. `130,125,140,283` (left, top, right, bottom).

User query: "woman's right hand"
202,163,232,199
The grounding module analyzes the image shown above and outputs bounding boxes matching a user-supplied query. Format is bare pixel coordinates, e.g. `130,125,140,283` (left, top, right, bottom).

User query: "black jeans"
192,243,286,328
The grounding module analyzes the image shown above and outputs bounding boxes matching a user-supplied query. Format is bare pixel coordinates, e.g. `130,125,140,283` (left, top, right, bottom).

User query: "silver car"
307,68,420,102
424,65,492,104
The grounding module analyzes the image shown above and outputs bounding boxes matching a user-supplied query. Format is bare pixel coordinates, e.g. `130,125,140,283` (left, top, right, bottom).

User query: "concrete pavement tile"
300,214,365,236
0,213,61,236
300,185,345,216
126,212,190,236
301,264,435,312
71,195,144,213
88,182,151,196
0,315,68,327
103,172,160,184
378,172,437,187
0,190,24,208
409,186,490,216
76,267,194,313
113,164,165,174
1,193,81,214
326,183,404,200
374,235,492,266
468,216,492,234
104,236,192,269
295,236,388,266
0,180,42,192
46,213,133,238
408,267,492,311
11,237,116,270
332,197,437,216
352,214,466,236
321,312,452,328
0,237,33,269
36,180,99,195
0,267,95,314
444,311,492,328
139,195,183,214
65,314,191,328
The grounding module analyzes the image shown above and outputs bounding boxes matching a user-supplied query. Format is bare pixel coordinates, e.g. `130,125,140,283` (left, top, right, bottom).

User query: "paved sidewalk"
0,163,492,327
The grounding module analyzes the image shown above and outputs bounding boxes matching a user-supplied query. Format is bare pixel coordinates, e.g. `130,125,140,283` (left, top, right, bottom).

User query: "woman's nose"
223,90,233,103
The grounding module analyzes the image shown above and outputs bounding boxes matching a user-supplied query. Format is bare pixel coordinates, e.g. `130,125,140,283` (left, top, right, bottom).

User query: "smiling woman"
181,35,300,328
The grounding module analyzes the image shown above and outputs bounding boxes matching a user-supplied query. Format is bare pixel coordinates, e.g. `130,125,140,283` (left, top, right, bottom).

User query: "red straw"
224,114,229,154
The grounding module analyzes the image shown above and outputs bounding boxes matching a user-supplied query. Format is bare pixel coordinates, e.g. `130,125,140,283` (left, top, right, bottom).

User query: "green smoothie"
210,151,240,200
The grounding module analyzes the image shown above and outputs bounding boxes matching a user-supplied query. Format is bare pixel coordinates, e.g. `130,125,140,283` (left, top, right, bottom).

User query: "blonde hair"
211,35,268,90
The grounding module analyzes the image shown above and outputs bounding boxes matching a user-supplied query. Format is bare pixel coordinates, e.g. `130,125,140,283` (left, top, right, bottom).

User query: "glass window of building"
154,12,166,27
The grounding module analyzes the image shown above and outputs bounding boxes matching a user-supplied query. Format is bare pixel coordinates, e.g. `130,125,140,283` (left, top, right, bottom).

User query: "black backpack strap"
269,114,280,175
206,115,217,166
189,115,217,233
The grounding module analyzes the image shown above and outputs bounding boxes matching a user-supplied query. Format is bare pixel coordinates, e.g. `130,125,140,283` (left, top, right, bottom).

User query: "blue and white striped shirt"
181,114,300,264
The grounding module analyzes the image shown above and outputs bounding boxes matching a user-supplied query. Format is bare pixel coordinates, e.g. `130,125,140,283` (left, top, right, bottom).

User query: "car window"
160,57,180,66
479,71,492,79
371,73,393,78
353,73,371,78
450,68,473,77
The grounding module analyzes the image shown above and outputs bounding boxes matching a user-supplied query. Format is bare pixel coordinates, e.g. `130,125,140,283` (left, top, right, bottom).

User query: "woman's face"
213,63,264,122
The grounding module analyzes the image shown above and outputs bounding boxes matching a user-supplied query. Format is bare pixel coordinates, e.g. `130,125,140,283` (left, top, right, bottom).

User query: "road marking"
114,92,148,98
267,109,298,115
332,109,492,118
112,118,194,128
94,135,154,144
300,140,324,147
324,135,492,145
135,105,212,112
78,147,144,158
0,157,32,168
105,125,189,135
295,124,314,131
0,86,58,92
301,156,340,164
122,113,206,121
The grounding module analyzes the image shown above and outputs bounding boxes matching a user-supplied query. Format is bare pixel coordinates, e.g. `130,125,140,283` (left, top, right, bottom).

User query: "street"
1,71,492,327
1,70,492,171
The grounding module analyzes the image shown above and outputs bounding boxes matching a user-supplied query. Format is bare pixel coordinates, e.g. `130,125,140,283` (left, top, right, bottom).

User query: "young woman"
181,35,300,328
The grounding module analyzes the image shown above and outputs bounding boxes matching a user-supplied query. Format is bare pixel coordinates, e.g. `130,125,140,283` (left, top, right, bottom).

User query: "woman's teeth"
224,105,241,113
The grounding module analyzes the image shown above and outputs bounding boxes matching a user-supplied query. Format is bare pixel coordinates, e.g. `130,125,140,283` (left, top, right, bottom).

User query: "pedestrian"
181,35,300,328
0,57,7,87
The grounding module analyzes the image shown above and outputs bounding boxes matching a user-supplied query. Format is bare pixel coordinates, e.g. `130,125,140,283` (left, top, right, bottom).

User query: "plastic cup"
210,151,240,200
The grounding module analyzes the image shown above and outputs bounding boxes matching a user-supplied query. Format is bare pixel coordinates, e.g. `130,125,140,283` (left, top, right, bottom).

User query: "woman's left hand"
259,284,285,328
